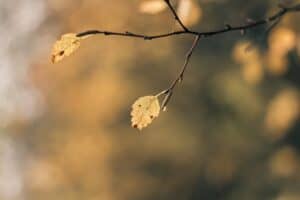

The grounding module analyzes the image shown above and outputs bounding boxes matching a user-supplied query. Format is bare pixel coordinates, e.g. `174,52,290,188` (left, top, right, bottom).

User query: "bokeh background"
0,0,300,199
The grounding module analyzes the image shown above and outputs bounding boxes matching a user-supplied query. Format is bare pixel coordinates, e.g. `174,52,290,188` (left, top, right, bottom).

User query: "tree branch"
163,0,190,31
74,3,300,109
161,35,200,110
76,4,300,40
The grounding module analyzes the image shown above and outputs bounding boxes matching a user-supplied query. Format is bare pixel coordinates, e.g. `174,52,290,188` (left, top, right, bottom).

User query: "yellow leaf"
51,33,81,63
131,95,160,130
139,0,167,14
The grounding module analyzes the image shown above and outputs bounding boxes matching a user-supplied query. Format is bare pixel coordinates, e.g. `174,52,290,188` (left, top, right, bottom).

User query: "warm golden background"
1,0,300,199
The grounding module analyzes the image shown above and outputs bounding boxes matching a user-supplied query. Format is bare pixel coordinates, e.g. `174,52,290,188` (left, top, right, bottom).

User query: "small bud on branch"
51,1,300,129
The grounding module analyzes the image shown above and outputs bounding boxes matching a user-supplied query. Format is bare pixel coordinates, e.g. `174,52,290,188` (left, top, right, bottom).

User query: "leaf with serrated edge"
51,33,81,63
131,96,160,130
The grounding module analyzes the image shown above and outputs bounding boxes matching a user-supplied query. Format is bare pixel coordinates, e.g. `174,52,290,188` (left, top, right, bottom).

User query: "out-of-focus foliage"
264,88,299,140
139,0,202,27
1,0,300,200
139,0,167,14
176,0,202,27
233,41,264,85
267,27,297,75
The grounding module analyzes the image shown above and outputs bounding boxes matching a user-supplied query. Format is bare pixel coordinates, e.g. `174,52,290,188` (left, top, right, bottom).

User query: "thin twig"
76,30,188,40
163,0,190,31
161,35,200,110
74,3,300,109
169,35,200,91
76,5,300,40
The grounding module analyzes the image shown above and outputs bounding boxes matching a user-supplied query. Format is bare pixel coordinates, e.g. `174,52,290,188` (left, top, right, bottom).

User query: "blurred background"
0,0,300,199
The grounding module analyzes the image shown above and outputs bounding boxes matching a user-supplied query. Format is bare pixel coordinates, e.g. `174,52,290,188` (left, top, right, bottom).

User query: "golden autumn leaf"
131,95,160,130
51,33,81,63
139,0,167,14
